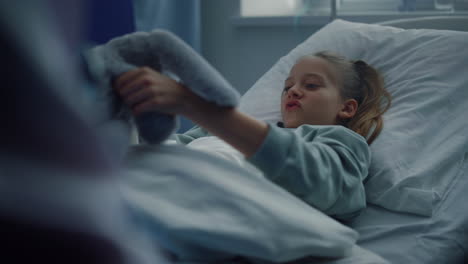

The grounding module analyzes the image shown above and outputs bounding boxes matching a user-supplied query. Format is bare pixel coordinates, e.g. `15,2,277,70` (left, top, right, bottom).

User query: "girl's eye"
305,84,319,89
283,86,291,93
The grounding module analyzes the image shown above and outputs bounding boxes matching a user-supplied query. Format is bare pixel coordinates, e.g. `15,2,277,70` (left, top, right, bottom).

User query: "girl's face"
281,56,347,128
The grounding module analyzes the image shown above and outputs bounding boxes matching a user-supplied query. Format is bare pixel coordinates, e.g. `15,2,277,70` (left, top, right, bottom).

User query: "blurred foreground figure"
0,1,168,263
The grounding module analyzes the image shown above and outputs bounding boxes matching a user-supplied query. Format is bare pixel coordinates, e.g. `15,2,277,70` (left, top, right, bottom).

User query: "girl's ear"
338,99,358,120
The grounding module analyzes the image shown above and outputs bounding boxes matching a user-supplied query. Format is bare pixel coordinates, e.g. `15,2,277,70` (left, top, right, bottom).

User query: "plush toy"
84,30,240,144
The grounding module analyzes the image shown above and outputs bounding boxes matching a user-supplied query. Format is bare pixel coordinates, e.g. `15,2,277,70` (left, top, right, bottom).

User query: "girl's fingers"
124,86,155,107
117,76,150,97
114,67,158,94
114,68,144,89
132,99,158,115
112,67,187,116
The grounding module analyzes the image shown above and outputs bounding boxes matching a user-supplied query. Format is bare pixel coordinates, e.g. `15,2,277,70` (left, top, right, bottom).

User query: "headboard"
377,16,468,31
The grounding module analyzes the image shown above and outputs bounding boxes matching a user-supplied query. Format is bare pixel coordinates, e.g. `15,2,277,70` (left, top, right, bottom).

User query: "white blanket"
186,136,264,179
119,144,360,263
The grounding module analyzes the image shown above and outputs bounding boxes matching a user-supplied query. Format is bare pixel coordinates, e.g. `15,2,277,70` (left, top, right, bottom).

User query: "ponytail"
347,60,391,144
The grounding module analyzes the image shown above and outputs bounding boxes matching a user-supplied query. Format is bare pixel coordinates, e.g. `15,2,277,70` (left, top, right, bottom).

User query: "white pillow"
239,19,468,216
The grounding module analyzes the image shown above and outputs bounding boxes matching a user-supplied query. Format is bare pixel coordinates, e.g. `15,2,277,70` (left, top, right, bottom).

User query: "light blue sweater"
172,124,370,220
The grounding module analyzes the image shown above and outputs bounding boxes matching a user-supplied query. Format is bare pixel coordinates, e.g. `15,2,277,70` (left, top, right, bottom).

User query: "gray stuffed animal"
84,30,240,144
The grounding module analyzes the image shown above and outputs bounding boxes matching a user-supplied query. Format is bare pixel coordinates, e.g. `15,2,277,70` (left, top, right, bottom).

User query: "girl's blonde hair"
313,51,392,145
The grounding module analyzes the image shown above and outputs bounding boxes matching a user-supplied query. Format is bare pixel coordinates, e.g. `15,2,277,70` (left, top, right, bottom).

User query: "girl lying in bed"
113,51,391,221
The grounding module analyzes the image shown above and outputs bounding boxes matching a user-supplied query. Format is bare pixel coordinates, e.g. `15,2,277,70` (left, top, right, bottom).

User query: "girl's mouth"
285,100,301,110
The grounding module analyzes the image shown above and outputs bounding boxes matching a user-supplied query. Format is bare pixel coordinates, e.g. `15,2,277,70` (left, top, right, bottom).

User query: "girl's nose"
287,86,302,98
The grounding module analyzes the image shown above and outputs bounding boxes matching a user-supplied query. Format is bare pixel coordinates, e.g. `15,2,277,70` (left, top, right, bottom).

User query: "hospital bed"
236,16,468,263
353,16,468,263
341,16,468,263
2,0,468,262
114,15,468,264
125,15,468,264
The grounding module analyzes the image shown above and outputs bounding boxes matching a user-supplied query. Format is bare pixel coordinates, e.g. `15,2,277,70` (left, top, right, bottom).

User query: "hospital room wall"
200,0,323,95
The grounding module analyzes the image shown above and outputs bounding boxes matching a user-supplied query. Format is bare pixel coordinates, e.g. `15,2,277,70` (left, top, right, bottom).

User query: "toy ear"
84,30,240,144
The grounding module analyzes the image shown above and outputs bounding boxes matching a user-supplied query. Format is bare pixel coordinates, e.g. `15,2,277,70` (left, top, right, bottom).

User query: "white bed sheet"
350,153,468,264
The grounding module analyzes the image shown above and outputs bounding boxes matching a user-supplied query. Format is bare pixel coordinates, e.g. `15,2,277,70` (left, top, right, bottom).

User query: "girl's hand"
113,67,199,116
113,67,268,158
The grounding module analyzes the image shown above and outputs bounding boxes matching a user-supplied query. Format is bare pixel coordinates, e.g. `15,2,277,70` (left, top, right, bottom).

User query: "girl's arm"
248,124,370,220
113,67,268,157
